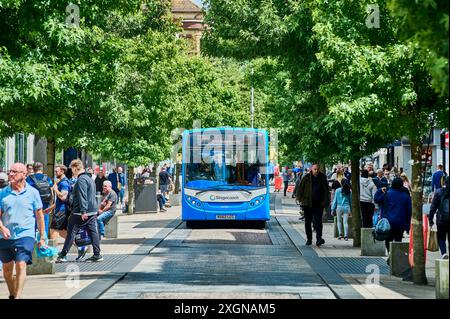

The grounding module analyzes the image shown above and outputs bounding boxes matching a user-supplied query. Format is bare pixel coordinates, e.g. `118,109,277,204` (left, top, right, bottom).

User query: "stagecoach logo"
209,194,239,201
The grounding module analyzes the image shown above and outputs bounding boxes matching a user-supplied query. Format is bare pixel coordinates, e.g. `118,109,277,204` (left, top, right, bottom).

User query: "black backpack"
438,190,449,224
30,174,53,204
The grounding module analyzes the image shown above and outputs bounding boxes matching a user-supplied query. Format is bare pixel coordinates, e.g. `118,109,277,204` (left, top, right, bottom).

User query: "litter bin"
134,178,158,213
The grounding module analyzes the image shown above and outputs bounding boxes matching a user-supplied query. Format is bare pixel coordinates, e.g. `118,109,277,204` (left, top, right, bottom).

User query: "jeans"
437,222,449,255
119,189,125,205
97,210,115,236
157,195,166,210
336,206,350,237
304,205,324,241
61,214,101,257
283,181,289,196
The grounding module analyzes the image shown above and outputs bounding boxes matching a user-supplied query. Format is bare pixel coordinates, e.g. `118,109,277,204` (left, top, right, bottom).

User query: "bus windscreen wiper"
195,184,252,195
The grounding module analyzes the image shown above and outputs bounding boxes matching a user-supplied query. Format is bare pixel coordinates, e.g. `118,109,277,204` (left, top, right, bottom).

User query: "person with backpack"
331,179,352,240
50,165,71,240
374,177,412,260
26,162,54,236
56,159,102,263
429,176,449,259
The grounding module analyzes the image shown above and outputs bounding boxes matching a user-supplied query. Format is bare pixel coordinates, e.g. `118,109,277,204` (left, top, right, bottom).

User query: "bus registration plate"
216,215,235,220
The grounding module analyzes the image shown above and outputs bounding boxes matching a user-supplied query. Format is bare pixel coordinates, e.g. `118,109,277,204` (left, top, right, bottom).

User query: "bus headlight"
185,195,203,209
250,195,265,208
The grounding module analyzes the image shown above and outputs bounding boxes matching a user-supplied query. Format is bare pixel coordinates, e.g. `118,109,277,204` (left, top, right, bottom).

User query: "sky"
191,0,204,8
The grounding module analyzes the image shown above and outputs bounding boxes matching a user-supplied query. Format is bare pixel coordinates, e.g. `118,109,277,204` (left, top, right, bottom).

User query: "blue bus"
182,127,270,228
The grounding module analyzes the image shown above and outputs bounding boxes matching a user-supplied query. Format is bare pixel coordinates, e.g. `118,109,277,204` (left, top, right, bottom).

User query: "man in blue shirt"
26,162,54,236
0,163,46,299
432,164,446,192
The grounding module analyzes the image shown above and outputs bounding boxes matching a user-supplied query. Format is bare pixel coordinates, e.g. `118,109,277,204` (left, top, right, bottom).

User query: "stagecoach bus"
181,127,270,228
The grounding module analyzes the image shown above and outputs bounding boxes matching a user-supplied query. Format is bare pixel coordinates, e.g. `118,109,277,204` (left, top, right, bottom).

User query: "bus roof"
184,127,267,134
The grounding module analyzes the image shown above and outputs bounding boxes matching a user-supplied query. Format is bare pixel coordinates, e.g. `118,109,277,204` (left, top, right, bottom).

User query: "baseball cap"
0,172,7,181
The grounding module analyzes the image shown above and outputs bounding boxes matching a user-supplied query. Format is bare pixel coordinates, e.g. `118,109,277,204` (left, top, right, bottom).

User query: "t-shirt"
331,179,342,191
55,178,71,213
0,183,43,240
159,171,172,186
101,190,117,214
26,173,53,209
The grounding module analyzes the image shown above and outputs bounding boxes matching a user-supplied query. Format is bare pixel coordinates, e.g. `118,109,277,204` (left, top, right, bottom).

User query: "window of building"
14,133,27,163
0,139,6,171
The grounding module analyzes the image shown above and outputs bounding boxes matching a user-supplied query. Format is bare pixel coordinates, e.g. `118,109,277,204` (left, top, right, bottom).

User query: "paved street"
1,189,441,299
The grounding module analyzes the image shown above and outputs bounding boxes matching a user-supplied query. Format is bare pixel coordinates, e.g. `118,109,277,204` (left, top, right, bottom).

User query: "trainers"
316,238,325,247
56,253,67,263
338,235,342,240
76,246,88,261
344,237,348,241
305,239,312,246
160,208,167,212
85,255,104,262
442,254,449,260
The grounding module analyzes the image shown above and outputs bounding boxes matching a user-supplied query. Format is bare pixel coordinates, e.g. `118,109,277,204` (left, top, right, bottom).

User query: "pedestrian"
95,169,108,194
374,177,412,261
0,163,46,299
400,173,412,195
330,168,345,205
282,166,291,197
429,176,449,259
343,166,351,180
296,164,330,246
432,164,446,193
0,172,8,189
26,162,54,236
26,164,33,177
56,159,103,263
157,189,167,212
108,167,125,207
359,169,377,228
331,179,352,240
97,181,117,239
383,169,392,188
158,166,172,204
373,169,388,189
49,165,71,240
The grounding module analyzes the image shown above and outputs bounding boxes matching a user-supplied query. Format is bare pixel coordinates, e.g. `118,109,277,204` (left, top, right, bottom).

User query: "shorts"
160,184,169,193
0,237,35,265
50,210,70,231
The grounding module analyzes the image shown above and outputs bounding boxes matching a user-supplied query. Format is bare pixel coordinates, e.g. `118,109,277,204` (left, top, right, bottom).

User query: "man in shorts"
0,163,46,299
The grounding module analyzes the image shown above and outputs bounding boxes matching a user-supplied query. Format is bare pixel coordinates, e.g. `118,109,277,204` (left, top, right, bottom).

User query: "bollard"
27,244,55,275
104,214,118,238
389,242,410,277
436,259,449,299
360,228,386,256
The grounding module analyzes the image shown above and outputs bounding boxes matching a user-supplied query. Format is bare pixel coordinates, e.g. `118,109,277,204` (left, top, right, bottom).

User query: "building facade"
172,0,204,55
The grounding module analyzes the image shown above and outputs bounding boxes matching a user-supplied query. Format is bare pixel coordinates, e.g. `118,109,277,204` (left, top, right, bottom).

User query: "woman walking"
331,179,352,240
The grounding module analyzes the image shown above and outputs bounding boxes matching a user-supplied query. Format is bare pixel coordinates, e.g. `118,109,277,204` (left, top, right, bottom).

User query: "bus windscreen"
183,130,267,190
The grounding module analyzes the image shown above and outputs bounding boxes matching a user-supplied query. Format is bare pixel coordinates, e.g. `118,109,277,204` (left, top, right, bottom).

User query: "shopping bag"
427,229,439,252
75,228,92,247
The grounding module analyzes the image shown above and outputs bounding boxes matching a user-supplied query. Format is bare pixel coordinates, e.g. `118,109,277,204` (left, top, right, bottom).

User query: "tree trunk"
351,159,362,247
174,163,181,194
46,137,56,179
127,166,135,215
410,139,427,285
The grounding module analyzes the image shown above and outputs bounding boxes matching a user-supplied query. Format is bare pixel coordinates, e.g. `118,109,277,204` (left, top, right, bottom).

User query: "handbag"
116,173,122,191
427,228,439,252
